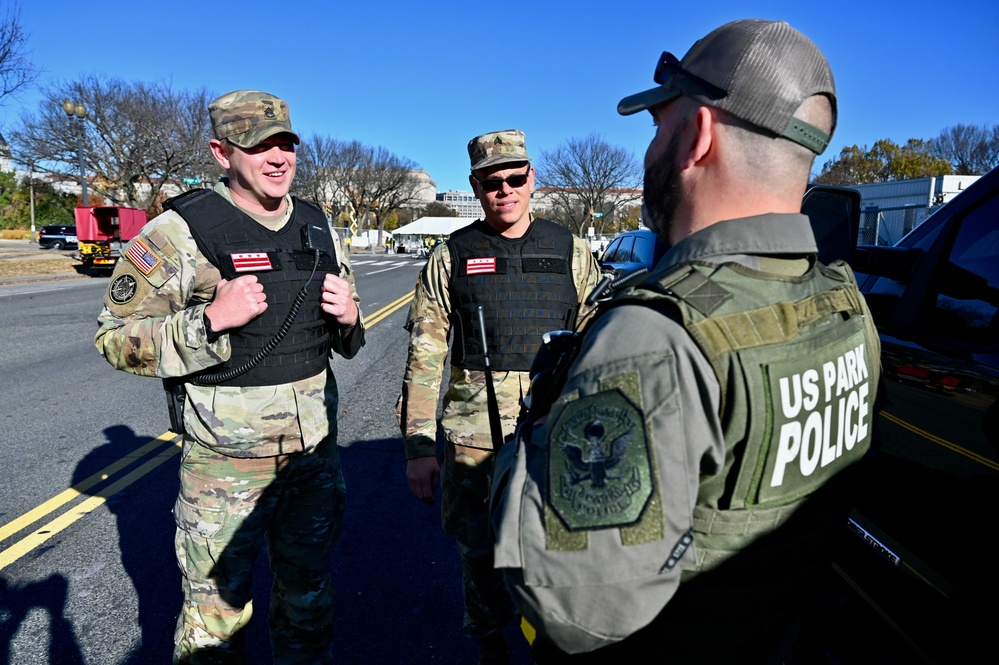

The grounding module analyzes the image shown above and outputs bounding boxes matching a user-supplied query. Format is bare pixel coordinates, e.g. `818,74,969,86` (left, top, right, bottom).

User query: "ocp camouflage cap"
209,90,301,149
468,129,531,172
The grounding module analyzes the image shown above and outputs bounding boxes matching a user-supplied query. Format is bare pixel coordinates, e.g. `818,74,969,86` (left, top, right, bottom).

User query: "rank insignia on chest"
466,257,497,275
231,252,275,273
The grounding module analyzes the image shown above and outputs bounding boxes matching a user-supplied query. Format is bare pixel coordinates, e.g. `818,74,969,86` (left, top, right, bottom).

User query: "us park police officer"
490,19,881,664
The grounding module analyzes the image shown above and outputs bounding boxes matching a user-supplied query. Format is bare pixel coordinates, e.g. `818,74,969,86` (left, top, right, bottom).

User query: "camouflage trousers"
441,444,515,639
172,433,346,664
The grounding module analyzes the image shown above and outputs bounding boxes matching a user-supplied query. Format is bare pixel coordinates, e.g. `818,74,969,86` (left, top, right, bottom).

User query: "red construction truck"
75,206,147,272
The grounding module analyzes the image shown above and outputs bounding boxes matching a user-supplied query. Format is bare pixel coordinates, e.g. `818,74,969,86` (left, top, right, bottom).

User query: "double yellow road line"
0,291,413,572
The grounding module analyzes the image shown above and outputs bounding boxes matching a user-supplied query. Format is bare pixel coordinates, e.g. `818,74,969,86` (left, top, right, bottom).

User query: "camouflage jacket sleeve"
397,242,453,459
94,210,229,378
328,226,366,359
570,235,602,330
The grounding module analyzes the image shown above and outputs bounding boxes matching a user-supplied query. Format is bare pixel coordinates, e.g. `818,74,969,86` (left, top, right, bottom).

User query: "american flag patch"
466,257,497,275
125,238,161,275
231,253,273,272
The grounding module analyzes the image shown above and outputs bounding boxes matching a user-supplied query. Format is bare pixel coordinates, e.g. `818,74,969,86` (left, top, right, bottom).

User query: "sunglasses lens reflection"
480,174,529,192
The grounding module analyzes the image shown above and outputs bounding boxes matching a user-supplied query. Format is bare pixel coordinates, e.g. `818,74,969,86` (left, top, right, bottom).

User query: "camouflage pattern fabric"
173,433,346,664
95,182,362,662
95,182,364,458
467,129,531,172
209,89,301,149
441,444,514,639
397,226,600,459
396,219,601,637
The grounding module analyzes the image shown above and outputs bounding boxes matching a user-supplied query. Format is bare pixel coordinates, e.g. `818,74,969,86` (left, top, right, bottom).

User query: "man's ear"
469,175,481,200
210,139,231,170
680,106,715,170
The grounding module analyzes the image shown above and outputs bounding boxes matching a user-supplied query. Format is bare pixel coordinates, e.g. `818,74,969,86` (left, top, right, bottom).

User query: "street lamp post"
28,159,36,236
62,98,89,206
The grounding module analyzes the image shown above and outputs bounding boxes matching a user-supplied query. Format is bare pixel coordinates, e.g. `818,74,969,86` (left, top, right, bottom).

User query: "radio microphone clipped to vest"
302,221,331,258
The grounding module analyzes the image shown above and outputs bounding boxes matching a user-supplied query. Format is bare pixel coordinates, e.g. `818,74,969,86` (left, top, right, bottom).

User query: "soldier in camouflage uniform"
397,130,601,664
95,90,364,664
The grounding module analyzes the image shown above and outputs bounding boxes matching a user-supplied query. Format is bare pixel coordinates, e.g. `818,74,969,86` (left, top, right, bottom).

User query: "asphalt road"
0,252,533,664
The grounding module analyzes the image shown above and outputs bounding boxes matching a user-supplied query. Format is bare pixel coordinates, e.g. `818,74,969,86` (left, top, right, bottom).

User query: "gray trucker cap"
618,19,836,154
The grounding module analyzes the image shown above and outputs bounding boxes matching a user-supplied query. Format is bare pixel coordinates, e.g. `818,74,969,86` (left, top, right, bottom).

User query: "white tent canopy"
392,217,477,253
395,217,476,237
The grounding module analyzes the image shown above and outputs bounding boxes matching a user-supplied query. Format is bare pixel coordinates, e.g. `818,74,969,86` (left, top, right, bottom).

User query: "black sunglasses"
473,164,531,192
654,51,727,100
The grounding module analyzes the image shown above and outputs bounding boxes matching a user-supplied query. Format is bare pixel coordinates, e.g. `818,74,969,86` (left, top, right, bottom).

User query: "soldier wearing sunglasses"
397,129,601,664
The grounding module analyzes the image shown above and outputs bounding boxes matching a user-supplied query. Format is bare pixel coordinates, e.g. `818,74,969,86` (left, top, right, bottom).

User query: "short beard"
642,131,684,243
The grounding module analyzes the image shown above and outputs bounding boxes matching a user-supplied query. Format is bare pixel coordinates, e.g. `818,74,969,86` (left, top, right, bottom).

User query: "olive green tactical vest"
491,255,882,657
622,257,880,572
608,257,882,657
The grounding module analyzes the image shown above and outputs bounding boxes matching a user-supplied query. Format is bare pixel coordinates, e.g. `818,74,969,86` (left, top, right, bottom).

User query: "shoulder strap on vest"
163,189,241,268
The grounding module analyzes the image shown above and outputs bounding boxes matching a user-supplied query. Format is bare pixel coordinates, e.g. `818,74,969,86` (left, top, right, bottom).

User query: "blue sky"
4,0,997,192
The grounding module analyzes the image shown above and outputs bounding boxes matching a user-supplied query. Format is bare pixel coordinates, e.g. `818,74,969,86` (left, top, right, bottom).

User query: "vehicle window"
605,237,635,263
601,238,621,261
631,236,650,264
920,191,999,352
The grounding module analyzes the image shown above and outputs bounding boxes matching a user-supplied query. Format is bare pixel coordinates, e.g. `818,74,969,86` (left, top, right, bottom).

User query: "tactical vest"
491,255,881,657
166,190,339,387
617,258,881,656
447,218,578,371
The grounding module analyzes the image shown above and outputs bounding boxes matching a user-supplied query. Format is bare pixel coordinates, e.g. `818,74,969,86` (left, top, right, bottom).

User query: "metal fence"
858,204,939,246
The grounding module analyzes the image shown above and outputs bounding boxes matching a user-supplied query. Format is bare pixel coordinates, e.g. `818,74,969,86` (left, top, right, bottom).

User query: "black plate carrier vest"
166,190,339,387
447,218,577,372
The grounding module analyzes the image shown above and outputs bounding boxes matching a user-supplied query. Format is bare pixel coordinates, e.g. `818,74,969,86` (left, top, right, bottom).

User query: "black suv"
37,224,77,250
812,166,999,663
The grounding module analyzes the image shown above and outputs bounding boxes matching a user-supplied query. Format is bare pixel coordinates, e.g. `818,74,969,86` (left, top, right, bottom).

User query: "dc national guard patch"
231,252,275,272
548,388,654,530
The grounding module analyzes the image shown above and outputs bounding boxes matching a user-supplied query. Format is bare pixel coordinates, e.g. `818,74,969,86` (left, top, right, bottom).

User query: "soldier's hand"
321,273,359,328
205,276,267,331
406,456,440,504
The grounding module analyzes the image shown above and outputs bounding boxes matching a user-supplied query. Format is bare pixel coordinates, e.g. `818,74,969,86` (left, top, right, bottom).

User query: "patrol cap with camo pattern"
209,90,301,149
468,129,531,172
618,19,836,154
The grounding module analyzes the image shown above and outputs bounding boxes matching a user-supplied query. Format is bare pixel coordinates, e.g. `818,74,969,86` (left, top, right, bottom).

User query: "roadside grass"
0,256,81,278
1,229,34,240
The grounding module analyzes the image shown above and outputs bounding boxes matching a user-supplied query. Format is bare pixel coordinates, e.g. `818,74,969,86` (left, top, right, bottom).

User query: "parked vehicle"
599,228,667,277
36,225,77,250
812,165,999,663
75,206,147,272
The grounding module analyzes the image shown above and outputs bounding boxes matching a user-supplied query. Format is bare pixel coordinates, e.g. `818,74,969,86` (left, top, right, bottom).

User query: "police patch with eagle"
548,388,654,530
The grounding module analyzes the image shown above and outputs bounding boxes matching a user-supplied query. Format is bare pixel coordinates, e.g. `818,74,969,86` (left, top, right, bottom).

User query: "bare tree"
354,147,424,245
9,75,216,212
534,134,643,237
0,4,38,107
931,123,999,175
294,138,424,245
294,135,366,215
